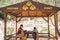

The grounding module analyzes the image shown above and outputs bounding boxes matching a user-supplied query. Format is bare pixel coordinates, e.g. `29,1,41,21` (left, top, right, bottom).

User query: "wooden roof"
0,1,60,17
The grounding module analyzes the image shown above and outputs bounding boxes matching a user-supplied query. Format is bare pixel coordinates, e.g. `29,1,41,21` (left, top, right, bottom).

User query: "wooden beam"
15,10,22,15
42,17,48,22
5,11,17,17
4,12,7,40
16,17,17,40
17,16,48,17
49,10,57,17
54,13,58,40
48,17,50,40
6,9,52,17
17,11,23,22
16,12,22,16
17,17,22,22
35,9,37,17
9,13,17,17
27,9,30,17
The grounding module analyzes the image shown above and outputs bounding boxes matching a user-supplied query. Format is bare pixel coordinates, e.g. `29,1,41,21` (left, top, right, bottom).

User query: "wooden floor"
16,38,48,40
6,37,60,40
6,34,60,40
27,37,60,40
9,38,57,40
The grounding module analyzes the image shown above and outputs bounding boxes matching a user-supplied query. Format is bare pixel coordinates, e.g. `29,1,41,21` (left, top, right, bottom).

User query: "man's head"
20,24,23,28
34,27,36,29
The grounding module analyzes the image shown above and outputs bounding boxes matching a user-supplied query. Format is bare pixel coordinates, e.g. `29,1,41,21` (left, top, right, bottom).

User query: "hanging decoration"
26,1,32,7
22,5,28,10
22,1,36,10
30,5,36,10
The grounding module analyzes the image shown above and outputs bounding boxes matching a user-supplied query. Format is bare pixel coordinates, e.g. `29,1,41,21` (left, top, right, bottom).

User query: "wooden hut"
0,0,60,40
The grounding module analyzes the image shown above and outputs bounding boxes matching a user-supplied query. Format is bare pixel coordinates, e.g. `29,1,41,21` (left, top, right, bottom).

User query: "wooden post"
48,17,50,40
4,12,7,40
54,13,58,40
16,17,17,40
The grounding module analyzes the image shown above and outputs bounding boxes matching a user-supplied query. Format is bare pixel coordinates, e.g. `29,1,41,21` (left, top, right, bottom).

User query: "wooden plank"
4,12,7,40
49,10,57,17
7,10,51,17
42,17,48,22
54,13,58,40
17,16,48,17
16,17,17,40
38,36,55,39
48,17,50,40
12,36,22,38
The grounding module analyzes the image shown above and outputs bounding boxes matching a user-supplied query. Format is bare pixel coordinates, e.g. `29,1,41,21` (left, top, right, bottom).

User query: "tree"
0,12,4,20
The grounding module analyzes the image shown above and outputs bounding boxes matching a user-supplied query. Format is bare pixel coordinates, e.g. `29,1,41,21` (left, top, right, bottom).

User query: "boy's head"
20,24,23,28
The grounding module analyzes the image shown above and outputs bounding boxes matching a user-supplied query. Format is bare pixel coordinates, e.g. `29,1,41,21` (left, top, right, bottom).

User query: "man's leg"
27,33,29,38
34,36,36,40
34,33,36,40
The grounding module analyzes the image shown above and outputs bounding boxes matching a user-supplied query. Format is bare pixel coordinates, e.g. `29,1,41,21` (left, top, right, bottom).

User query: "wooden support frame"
42,17,48,22
3,12,58,40
17,17,22,22
16,17,17,40
4,12,7,40
54,13,58,40
48,17,50,40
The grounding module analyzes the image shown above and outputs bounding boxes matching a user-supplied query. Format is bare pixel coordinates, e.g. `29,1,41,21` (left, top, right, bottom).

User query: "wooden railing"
6,32,56,40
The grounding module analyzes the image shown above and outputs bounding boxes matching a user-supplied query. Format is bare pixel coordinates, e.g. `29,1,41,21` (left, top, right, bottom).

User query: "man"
17,24,23,34
33,27,38,40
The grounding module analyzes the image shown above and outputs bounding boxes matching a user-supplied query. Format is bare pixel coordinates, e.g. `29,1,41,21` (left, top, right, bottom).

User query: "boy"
17,24,23,34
